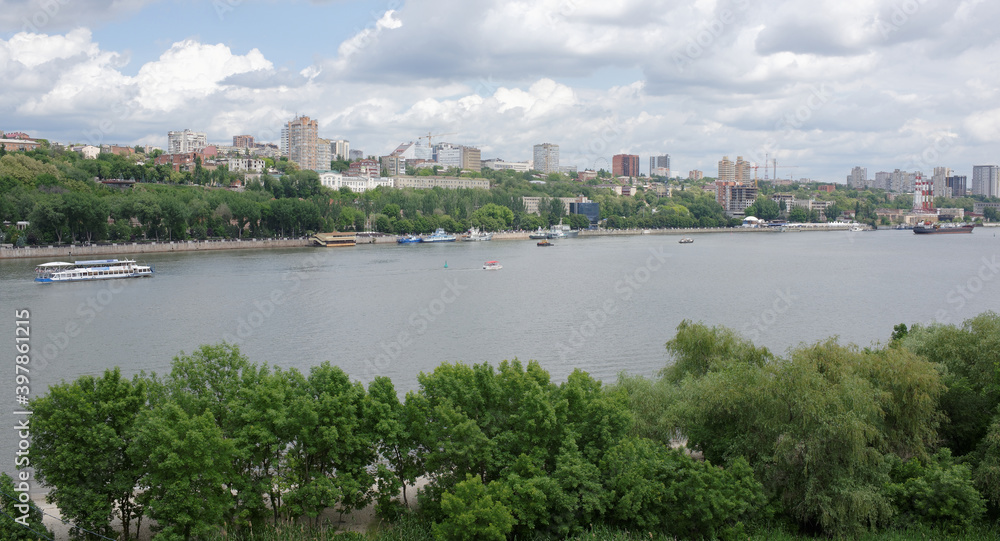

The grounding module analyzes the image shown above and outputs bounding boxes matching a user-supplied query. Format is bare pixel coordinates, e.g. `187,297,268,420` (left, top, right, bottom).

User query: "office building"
569,201,601,224
533,143,560,174
947,175,967,197
612,154,640,177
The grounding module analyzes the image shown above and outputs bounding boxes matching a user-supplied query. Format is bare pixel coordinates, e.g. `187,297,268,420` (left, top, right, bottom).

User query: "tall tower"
533,143,559,174
718,156,735,182
287,116,319,171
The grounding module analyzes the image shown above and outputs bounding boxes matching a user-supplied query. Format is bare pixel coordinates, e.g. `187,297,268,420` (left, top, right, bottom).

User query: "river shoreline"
0,225,862,260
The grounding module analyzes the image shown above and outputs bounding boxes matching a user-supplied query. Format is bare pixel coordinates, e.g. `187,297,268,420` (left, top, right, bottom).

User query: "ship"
913,223,975,234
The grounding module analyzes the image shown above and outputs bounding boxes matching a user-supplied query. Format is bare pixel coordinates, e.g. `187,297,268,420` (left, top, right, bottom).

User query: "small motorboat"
537,240,554,247
483,260,502,270
678,237,693,244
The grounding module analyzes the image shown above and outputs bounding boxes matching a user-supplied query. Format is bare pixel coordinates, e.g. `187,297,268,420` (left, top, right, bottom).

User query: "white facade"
228,158,266,173
318,171,393,193
436,145,462,168
167,129,207,154
532,143,559,174
73,145,100,160
483,159,530,172
331,139,350,161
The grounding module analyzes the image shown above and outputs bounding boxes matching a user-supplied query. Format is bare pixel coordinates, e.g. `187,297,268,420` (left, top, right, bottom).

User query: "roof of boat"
36,261,74,267
485,260,499,264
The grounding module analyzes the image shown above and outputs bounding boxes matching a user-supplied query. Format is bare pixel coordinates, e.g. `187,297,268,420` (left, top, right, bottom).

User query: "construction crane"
418,132,457,148
753,156,799,186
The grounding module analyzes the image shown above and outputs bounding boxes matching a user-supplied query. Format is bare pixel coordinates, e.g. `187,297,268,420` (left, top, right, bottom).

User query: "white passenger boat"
464,228,493,241
483,260,502,270
35,258,154,283
423,228,457,242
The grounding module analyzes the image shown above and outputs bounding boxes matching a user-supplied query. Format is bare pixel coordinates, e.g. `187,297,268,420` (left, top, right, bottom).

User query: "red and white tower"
913,175,934,213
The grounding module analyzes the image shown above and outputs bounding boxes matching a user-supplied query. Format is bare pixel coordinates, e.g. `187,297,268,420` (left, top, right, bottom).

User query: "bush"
887,449,986,533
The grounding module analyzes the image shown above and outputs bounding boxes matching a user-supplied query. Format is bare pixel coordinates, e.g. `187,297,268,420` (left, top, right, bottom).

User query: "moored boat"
423,228,457,242
397,234,423,244
35,258,153,283
528,228,548,240
913,223,975,234
464,228,493,241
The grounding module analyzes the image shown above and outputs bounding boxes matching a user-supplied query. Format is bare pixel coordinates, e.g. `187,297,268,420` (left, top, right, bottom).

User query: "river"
3,228,1000,475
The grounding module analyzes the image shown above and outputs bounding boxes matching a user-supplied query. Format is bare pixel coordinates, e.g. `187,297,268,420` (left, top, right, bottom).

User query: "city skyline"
2,1,999,180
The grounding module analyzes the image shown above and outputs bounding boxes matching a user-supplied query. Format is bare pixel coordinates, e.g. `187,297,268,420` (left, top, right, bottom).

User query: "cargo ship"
912,223,975,234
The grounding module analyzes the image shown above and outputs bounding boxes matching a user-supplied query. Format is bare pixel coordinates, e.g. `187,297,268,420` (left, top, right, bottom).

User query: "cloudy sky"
1,0,998,180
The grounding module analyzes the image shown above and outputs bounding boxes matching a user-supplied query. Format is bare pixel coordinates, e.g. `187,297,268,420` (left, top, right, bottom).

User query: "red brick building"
612,154,640,177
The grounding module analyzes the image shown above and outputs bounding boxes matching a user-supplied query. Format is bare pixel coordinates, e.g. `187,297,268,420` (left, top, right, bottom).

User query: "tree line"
10,312,1000,540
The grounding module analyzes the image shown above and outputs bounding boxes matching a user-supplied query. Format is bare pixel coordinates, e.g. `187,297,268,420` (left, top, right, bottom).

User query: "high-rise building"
718,156,735,182
972,165,1000,197
533,143,559,174
715,181,758,216
650,154,670,177
286,116,319,171
931,167,951,199
735,156,752,183
233,135,254,148
316,137,331,170
349,149,364,161
947,175,967,197
280,126,289,157
331,139,350,161
688,170,703,181
847,166,867,189
612,154,640,177
875,171,891,191
167,129,207,154
461,147,481,171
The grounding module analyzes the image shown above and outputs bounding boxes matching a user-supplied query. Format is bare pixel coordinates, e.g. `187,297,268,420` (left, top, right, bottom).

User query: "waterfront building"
715,181,757,216
533,143,560,174
972,165,1000,197
568,201,600,224
286,116,319,171
931,167,951,199
167,129,207,154
947,175,967,197
612,154,640,178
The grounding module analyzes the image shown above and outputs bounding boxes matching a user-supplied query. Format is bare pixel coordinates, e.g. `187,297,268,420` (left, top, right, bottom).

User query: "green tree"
130,402,235,541
469,203,514,231
744,198,780,221
28,369,148,540
0,473,53,541
432,475,513,541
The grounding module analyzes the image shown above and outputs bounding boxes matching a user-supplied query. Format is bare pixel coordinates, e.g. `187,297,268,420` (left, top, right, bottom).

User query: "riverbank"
0,224,866,259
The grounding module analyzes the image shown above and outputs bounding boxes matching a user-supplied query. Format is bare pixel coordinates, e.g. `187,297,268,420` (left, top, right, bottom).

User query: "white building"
483,158,530,172
167,129,207,154
435,144,463,168
391,141,432,161
533,143,559,174
228,158,266,173
318,171,394,193
331,139,350,161
72,145,100,160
